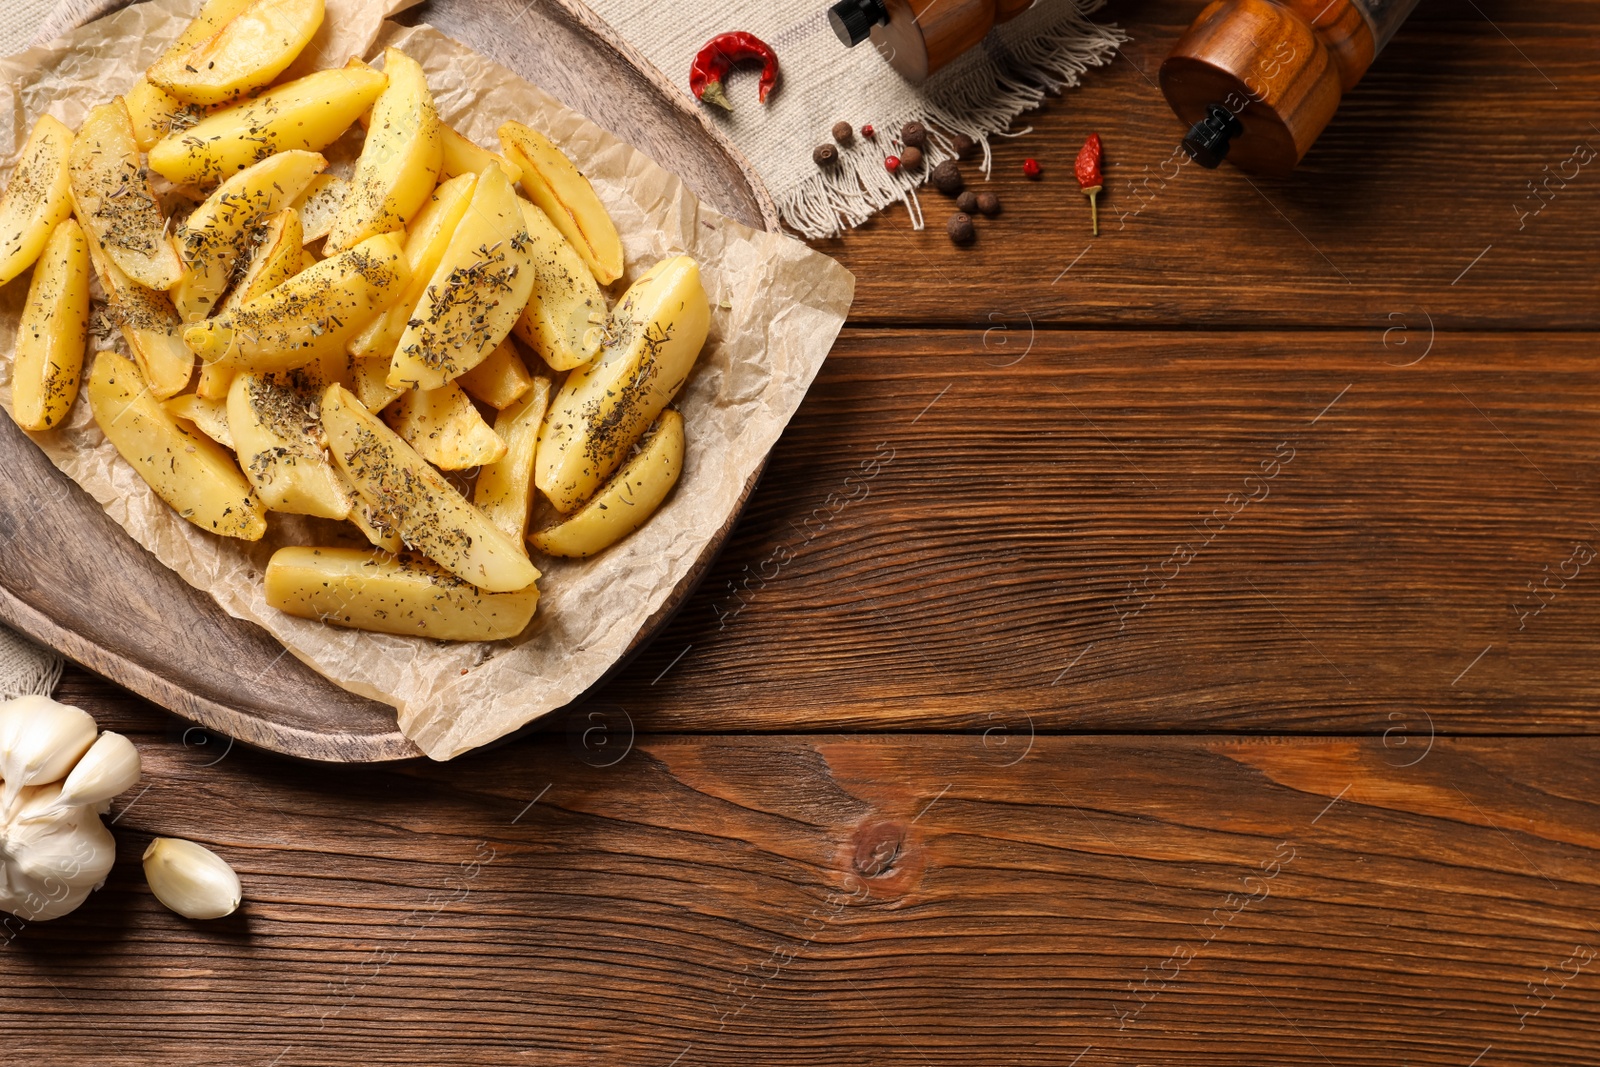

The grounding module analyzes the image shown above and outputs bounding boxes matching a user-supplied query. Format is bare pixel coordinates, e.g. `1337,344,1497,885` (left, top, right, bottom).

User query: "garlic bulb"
143,838,241,919
0,696,141,921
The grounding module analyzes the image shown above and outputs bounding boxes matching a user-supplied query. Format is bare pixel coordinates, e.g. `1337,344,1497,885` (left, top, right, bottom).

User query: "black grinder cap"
1182,103,1245,168
828,0,890,47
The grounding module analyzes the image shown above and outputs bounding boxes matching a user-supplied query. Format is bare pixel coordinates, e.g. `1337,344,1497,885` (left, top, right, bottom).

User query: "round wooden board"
0,0,778,762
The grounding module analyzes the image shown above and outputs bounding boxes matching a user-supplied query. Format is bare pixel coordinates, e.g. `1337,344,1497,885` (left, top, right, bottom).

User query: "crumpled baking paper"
0,0,855,759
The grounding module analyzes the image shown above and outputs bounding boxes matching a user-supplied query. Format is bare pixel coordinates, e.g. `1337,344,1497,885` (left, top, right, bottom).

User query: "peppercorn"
884,155,901,174
951,133,977,160
832,121,853,144
861,124,876,139
947,212,975,245
976,191,1001,217
900,145,924,170
955,190,979,214
930,160,963,196
813,143,839,166
1022,157,1042,178
901,121,927,149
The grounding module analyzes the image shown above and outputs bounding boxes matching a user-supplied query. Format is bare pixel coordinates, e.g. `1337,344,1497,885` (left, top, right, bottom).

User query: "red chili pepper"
689,31,779,111
1075,133,1103,236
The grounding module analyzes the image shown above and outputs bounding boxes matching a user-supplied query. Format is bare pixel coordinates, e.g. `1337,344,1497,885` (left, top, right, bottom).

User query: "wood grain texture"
820,0,1600,328
6,0,1599,1060
600,328,1600,734
3,724,1598,1066
0,0,777,761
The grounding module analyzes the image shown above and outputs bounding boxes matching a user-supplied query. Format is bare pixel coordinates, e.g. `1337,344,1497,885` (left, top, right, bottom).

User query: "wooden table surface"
8,0,1600,1063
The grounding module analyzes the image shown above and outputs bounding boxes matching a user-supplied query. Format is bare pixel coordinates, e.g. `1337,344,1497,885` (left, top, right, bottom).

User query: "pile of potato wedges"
0,0,710,642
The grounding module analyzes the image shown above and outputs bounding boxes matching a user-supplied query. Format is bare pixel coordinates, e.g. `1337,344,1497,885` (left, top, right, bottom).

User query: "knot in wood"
852,821,905,879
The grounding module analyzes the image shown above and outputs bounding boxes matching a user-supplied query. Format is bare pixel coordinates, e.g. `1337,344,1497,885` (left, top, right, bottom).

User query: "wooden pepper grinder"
1159,0,1422,175
828,0,1033,83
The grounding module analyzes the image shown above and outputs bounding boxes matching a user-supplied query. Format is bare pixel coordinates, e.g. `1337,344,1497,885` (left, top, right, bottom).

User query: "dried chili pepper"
689,32,779,111
1075,133,1103,236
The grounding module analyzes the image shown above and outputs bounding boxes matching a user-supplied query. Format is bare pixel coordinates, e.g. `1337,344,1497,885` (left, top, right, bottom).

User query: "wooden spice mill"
1160,0,1424,175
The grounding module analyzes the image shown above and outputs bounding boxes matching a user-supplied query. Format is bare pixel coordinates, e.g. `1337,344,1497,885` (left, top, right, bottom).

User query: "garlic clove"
0,696,97,808
55,732,141,810
142,838,242,920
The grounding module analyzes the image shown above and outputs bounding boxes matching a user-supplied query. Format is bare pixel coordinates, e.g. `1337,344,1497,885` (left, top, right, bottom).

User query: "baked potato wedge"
197,207,303,400
148,62,386,187
455,338,533,410
531,408,682,558
510,197,605,372
498,120,622,284
87,351,266,540
163,393,234,449
387,165,534,390
127,0,248,141
338,474,405,553
142,0,253,79
194,358,233,404
289,173,346,244
440,124,520,185
346,354,403,413
68,99,183,291
171,150,326,321
346,172,474,360
11,219,90,432
228,368,351,518
0,114,75,287
382,380,505,470
215,206,303,317
184,232,407,374
536,255,708,512
265,547,539,641
123,77,207,152
472,376,551,546
81,225,194,400
147,0,325,107
357,112,522,186
324,47,442,253
321,383,538,592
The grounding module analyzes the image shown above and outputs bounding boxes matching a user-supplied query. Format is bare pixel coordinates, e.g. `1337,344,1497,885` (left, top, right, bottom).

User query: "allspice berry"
832,121,853,145
976,191,1001,217
930,159,964,196
951,133,977,160
956,190,979,214
901,121,927,149
813,143,839,167
900,145,924,170
947,212,975,245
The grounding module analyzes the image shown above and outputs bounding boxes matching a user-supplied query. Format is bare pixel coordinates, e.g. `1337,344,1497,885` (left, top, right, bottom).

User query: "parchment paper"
0,0,856,759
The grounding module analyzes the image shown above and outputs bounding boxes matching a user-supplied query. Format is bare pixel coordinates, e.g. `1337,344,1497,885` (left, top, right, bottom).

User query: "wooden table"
8,0,1600,1063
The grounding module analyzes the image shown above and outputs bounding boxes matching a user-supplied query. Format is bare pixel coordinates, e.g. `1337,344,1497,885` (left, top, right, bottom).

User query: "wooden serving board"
0,0,778,763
